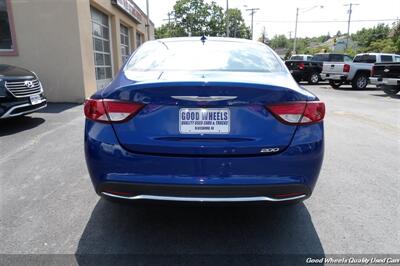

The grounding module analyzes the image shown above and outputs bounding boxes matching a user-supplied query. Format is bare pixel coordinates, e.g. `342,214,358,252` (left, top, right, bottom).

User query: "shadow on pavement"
333,86,380,91
298,82,329,86
36,103,80,114
0,116,45,137
371,93,400,99
76,199,324,265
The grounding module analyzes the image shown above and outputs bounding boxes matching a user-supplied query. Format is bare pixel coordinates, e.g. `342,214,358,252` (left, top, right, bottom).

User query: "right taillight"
298,62,305,70
84,99,144,123
343,64,351,73
267,101,325,125
371,65,376,77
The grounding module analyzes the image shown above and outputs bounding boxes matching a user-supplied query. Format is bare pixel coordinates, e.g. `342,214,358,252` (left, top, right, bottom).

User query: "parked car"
289,54,313,61
285,53,353,85
321,53,400,89
370,62,400,95
84,37,325,205
0,65,47,119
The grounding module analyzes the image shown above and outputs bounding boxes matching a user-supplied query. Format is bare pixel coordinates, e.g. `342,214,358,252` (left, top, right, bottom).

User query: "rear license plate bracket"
179,108,230,135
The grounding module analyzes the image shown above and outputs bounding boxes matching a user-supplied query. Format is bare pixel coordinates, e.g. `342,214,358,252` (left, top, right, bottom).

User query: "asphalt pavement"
0,84,399,265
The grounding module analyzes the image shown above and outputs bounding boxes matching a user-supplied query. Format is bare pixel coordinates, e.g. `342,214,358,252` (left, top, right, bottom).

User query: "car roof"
156,36,256,44
355,53,397,56
292,54,312,56
147,37,274,53
150,37,271,50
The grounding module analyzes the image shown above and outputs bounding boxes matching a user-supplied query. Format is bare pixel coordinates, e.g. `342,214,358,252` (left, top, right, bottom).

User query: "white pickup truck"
321,53,400,89
289,54,313,61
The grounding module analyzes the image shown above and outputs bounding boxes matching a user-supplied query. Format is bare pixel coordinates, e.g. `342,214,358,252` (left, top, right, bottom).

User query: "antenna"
200,34,207,44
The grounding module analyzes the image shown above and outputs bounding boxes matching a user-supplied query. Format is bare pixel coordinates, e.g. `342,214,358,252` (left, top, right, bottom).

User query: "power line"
163,12,175,24
255,18,398,23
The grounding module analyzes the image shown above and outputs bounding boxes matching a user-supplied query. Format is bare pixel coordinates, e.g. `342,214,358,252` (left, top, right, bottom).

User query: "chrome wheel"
356,75,368,89
308,72,319,85
311,74,319,83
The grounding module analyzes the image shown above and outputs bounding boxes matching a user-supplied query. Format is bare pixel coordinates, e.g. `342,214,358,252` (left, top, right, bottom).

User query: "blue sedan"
84,37,325,204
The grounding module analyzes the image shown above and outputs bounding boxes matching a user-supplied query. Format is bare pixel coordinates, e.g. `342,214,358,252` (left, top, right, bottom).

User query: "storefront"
0,0,154,102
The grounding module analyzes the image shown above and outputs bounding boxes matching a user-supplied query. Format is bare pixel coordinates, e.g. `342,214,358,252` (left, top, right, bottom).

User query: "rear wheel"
329,80,342,89
382,85,400,95
308,72,319,85
352,73,369,90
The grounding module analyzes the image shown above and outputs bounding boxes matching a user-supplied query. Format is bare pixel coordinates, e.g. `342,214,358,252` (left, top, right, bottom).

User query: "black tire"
329,80,342,89
308,72,319,85
382,85,400,95
351,73,369,89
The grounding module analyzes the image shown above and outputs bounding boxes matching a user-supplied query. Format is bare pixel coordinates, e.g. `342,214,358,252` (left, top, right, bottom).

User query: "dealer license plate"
179,108,230,134
30,95,41,105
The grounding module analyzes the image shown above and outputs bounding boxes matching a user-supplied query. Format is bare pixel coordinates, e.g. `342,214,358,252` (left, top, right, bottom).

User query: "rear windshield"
125,40,284,72
354,55,377,63
381,55,393,62
311,54,329,62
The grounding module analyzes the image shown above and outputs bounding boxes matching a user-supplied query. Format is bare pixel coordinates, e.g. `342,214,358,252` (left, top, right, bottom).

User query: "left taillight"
267,101,325,125
84,99,144,123
343,64,351,73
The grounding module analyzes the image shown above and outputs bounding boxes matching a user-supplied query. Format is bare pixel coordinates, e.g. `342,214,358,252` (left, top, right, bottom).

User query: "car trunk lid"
103,71,316,156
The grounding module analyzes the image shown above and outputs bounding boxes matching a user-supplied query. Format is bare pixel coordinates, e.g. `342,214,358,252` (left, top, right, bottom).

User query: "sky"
134,0,400,39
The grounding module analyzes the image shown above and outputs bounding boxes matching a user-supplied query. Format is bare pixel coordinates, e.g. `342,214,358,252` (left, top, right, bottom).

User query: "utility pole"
292,5,323,53
226,0,229,37
288,31,292,40
146,0,151,41
293,7,299,53
163,12,175,24
167,12,172,24
344,3,359,49
246,7,260,40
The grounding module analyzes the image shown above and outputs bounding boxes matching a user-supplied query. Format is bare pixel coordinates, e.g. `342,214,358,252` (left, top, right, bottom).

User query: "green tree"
173,0,211,36
154,0,250,39
226,8,251,39
269,34,289,49
352,23,391,48
207,2,225,36
390,21,400,53
155,23,185,39
367,39,397,53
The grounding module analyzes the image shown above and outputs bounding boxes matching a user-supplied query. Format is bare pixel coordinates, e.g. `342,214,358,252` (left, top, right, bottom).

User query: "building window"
0,0,17,55
136,31,143,49
91,7,113,90
120,24,130,64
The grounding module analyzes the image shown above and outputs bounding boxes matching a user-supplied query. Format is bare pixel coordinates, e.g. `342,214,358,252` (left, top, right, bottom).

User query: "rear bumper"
0,94,47,119
85,122,324,203
99,182,310,202
370,77,400,86
321,73,348,81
